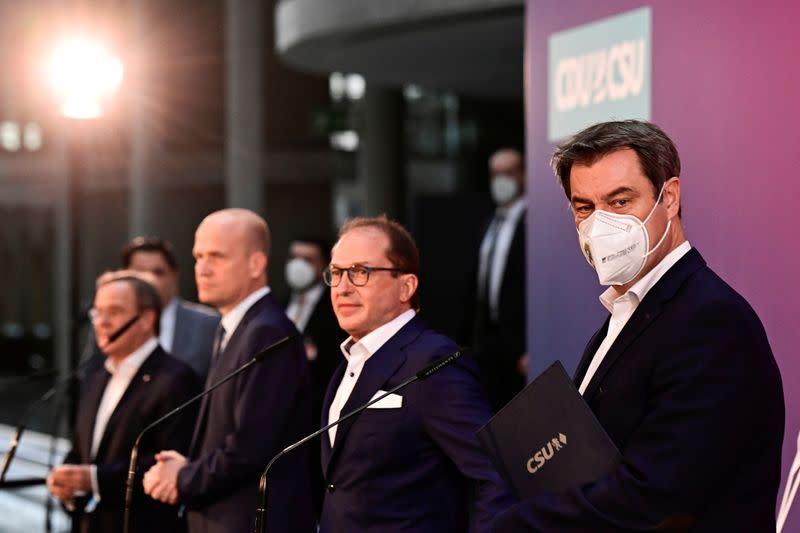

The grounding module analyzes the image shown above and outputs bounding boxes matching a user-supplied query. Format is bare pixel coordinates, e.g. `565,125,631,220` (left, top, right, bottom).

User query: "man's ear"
398,274,419,305
249,251,268,278
663,177,681,219
142,309,158,334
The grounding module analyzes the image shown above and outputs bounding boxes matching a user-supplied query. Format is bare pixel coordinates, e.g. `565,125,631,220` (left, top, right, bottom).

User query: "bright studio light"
46,38,123,119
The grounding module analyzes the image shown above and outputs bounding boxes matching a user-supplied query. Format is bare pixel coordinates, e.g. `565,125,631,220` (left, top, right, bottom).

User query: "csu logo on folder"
526,433,568,474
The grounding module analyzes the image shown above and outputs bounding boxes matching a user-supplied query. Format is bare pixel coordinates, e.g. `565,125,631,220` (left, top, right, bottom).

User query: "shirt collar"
220,286,271,338
599,241,692,312
163,297,179,316
496,196,526,219
339,309,416,363
292,282,325,304
105,336,158,376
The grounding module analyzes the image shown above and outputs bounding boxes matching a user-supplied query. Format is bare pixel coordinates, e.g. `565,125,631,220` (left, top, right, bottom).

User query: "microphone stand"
254,348,464,533
0,357,95,483
0,313,141,483
122,334,295,533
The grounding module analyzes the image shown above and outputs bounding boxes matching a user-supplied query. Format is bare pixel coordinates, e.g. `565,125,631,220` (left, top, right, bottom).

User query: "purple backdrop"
525,1,800,528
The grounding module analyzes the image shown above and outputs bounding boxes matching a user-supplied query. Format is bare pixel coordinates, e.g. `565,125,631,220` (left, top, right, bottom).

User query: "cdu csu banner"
548,6,652,142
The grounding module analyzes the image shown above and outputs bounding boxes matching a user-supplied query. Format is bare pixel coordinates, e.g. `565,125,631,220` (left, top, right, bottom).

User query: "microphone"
123,334,296,533
106,314,141,344
253,348,465,533
0,353,100,483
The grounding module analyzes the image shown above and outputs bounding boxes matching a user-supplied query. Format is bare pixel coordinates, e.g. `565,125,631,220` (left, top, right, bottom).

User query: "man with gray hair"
48,270,199,533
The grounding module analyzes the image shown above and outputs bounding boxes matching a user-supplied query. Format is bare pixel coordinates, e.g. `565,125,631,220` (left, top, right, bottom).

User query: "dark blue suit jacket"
320,315,514,532
492,248,785,532
171,299,219,380
65,346,199,533
177,292,314,533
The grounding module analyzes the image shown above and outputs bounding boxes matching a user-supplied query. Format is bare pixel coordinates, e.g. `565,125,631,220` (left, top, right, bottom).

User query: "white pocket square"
368,390,403,409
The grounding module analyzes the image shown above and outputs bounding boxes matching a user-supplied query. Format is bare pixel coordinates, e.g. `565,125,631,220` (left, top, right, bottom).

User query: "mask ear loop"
777,429,800,532
641,180,674,259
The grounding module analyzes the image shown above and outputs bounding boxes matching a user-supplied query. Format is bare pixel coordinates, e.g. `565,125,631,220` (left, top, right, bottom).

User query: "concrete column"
52,140,72,378
128,0,161,236
358,87,404,219
225,0,265,212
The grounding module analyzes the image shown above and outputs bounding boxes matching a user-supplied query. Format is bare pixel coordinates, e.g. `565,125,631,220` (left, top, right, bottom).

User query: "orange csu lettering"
526,433,568,474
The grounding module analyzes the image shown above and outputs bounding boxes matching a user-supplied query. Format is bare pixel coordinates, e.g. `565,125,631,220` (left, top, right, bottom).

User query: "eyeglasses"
89,306,135,322
323,265,402,287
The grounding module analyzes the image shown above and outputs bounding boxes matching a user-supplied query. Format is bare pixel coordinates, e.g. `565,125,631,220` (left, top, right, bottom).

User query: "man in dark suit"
48,271,199,533
283,237,342,517
320,216,513,532
143,208,314,533
471,148,527,411
491,120,785,531
82,237,219,381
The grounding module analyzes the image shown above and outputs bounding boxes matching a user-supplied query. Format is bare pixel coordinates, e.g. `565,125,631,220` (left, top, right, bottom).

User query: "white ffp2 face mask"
491,175,520,206
285,257,317,292
577,184,671,286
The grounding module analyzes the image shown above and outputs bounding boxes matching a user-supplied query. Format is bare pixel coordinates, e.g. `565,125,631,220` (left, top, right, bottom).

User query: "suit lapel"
320,362,346,469
189,294,269,455
324,316,425,476
573,317,610,387
95,348,162,460
581,248,707,400
81,370,111,461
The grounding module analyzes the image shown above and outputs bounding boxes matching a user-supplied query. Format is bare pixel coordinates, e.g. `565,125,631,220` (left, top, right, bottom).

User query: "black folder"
477,360,620,499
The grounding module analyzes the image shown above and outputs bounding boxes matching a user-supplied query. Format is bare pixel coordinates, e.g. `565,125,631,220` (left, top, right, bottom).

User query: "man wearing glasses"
319,216,512,533
47,270,199,533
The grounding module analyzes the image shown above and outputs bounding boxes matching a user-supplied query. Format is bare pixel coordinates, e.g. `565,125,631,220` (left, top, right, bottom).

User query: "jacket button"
327,483,336,493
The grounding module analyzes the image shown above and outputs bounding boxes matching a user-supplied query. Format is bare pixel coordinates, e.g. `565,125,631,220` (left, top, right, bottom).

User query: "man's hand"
143,450,187,505
47,464,92,502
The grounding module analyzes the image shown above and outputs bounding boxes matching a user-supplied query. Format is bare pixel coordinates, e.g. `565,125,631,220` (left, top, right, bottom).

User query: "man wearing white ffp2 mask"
471,148,528,411
283,237,342,519
491,120,784,533
577,178,675,286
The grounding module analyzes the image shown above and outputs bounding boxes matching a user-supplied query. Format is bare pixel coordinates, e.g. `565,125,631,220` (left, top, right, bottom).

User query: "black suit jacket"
320,316,514,532
177,292,314,533
491,248,785,532
471,211,527,410
64,346,200,533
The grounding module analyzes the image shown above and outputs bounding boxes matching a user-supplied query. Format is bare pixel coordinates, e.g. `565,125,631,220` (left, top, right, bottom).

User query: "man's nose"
334,273,354,293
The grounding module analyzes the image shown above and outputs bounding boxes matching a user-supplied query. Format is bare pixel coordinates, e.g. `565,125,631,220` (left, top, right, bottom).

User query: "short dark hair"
337,215,421,309
121,236,178,271
291,236,332,264
552,120,681,203
95,270,162,335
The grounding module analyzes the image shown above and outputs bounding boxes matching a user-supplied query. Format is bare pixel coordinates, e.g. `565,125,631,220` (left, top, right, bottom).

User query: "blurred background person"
283,236,342,519
470,148,527,411
121,237,219,380
81,237,219,382
48,270,199,533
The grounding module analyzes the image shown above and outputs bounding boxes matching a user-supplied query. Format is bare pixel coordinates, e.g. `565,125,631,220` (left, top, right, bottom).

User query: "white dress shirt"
578,242,692,395
478,197,526,321
218,286,271,353
89,336,159,499
327,309,416,445
286,282,325,333
159,298,179,352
